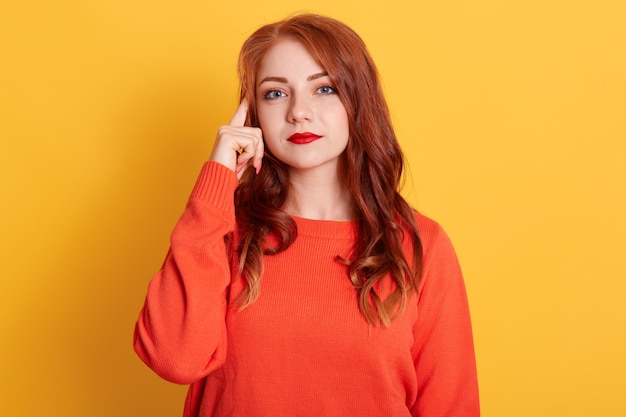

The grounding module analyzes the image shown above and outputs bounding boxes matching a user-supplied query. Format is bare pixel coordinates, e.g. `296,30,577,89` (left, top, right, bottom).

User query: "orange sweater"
134,161,479,417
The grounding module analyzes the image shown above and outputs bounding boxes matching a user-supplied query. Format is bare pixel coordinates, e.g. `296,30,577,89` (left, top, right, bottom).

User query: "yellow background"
1,0,624,416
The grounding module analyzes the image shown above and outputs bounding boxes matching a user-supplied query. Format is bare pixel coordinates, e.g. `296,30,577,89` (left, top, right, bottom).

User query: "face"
255,38,349,175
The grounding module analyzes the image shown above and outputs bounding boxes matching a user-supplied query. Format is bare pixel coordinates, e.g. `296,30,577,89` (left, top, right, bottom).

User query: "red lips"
287,132,322,144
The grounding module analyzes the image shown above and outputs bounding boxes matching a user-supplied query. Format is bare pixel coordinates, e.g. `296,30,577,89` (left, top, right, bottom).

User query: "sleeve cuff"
189,161,239,214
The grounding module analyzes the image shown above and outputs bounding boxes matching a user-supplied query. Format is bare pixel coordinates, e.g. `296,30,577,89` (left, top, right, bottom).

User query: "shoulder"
412,211,460,269
413,211,447,247
413,211,443,239
410,211,467,300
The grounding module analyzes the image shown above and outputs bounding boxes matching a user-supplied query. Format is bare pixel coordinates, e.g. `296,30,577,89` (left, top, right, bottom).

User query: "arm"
411,221,480,416
133,161,238,384
134,100,263,384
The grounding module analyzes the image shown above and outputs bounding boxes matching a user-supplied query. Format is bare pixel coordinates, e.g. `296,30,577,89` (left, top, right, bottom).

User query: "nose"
287,93,313,123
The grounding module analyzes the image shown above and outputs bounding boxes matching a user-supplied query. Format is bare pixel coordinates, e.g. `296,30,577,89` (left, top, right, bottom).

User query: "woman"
134,13,479,417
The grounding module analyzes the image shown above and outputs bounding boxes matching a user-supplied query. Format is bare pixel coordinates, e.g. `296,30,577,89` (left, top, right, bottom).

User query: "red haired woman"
134,13,479,417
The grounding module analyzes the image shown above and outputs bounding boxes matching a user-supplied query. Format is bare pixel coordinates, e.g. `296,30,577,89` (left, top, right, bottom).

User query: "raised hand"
209,99,264,179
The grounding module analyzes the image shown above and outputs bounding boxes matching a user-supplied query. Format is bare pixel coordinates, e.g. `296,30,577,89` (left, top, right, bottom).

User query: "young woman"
134,13,479,417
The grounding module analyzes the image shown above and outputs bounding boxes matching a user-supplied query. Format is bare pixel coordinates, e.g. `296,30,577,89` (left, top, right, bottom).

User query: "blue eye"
263,90,286,100
316,85,336,95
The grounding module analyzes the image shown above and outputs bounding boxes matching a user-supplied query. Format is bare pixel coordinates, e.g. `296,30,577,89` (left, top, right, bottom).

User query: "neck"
283,167,355,221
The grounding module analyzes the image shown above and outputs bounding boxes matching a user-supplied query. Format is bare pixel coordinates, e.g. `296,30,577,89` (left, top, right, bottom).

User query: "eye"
316,85,337,95
263,89,286,100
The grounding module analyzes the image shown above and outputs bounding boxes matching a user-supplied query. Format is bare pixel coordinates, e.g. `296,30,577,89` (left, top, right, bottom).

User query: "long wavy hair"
233,14,423,326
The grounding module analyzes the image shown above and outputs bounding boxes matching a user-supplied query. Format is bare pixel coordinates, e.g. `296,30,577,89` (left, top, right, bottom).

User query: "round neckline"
291,215,358,239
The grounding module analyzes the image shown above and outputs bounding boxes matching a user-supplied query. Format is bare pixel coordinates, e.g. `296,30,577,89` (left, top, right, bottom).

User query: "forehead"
256,38,325,80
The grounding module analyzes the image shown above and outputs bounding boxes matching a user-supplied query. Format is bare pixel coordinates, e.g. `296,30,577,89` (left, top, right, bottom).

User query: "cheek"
255,109,278,152
256,107,267,129
334,106,350,139
256,106,277,133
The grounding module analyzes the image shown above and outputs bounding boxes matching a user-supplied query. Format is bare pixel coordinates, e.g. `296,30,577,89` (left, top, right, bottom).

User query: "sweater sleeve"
411,218,480,416
133,161,239,384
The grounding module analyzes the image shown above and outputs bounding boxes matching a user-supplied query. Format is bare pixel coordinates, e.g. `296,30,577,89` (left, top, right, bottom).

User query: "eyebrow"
258,72,329,85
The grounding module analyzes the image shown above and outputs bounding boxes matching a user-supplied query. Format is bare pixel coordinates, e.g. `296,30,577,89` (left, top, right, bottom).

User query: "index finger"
229,99,249,127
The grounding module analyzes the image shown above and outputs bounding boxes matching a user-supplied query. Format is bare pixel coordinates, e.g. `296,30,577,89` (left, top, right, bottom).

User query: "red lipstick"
287,132,322,144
